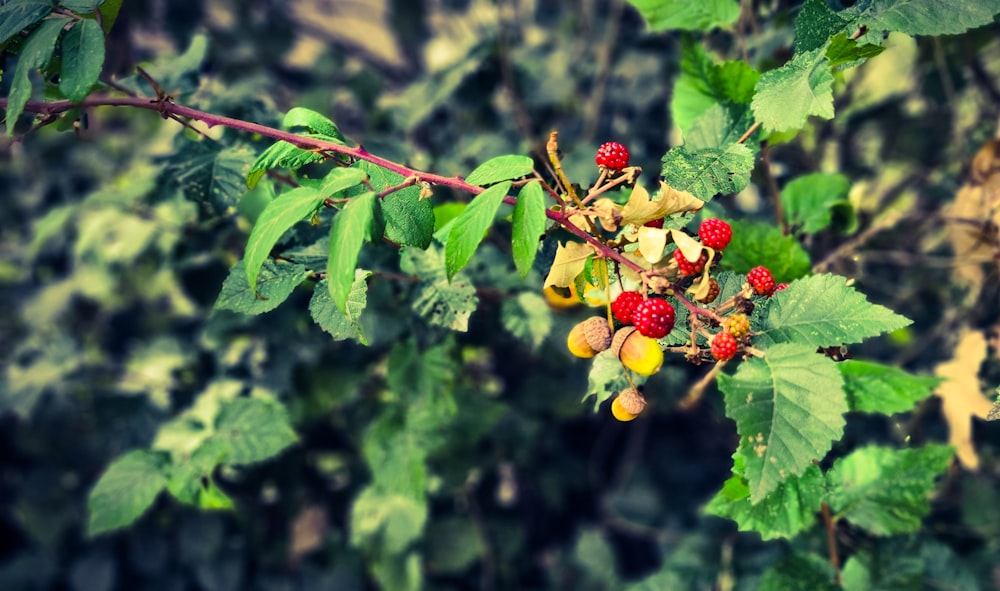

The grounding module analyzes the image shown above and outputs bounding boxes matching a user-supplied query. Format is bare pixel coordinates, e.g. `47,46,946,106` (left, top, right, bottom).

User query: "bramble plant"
3,0,1000,589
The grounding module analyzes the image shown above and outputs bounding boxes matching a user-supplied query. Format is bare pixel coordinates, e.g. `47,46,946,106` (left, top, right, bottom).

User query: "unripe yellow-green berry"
611,388,646,421
568,317,613,358
611,327,664,376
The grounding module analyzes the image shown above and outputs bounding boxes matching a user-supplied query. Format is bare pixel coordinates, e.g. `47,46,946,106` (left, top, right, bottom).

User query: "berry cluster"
612,291,675,339
595,141,630,171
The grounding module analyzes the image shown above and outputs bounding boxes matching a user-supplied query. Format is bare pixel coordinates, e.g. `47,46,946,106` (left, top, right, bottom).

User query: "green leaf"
444,181,511,279
671,39,759,134
705,462,825,540
826,33,886,70
309,273,371,345
87,450,168,536
59,0,101,14
97,0,123,33
511,181,547,279
400,245,479,332
243,185,325,293
356,161,434,248
212,397,298,465
780,172,855,234
501,292,552,350
626,0,741,32
59,19,105,103
757,554,839,591
165,438,230,506
463,155,533,186
215,259,307,315
752,47,835,133
841,537,978,591
5,18,65,137
758,274,912,347
282,106,346,142
827,445,954,535
848,0,1000,36
795,0,852,52
584,350,633,411
316,166,368,197
246,141,325,189
721,220,812,281
685,102,759,151
840,360,940,414
350,488,428,554
719,343,846,502
164,142,256,213
0,0,53,46
327,192,380,312
661,144,754,201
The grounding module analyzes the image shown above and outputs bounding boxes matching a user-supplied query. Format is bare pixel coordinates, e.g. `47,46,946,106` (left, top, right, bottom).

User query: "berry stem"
580,167,638,205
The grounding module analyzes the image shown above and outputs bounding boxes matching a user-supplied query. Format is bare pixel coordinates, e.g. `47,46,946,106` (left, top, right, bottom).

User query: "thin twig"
821,502,841,585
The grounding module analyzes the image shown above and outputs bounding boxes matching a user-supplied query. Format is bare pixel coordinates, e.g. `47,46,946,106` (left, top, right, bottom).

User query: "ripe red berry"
674,249,708,277
595,141,630,171
711,331,739,361
631,298,675,339
612,290,644,325
699,219,732,250
747,266,776,296
644,218,664,229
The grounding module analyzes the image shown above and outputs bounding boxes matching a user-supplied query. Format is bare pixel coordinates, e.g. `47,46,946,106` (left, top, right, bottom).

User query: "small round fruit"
612,327,664,376
644,218,664,229
724,314,751,338
632,298,675,339
698,219,732,250
696,278,721,304
747,266,776,296
711,331,739,361
611,388,646,422
595,141,630,171
674,249,708,277
611,290,644,325
567,317,613,358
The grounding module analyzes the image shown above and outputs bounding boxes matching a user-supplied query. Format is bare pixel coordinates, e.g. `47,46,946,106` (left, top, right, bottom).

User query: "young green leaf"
243,186,325,294
511,181,547,279
840,360,940,414
316,167,368,197
246,141,325,189
685,102,759,151
751,47,835,133
212,397,298,465
60,19,106,103
0,0,53,46
780,172,855,234
671,39,759,134
355,160,434,248
758,274,912,348
826,445,954,535
400,245,479,332
661,144,754,201
626,0,740,32
848,0,1000,36
88,449,168,536
464,156,532,186
309,272,372,345
165,438,230,506
584,350,635,411
720,220,811,280
444,181,511,279
826,33,885,70
795,0,852,52
215,259,307,315
282,106,346,142
719,343,846,502
5,18,65,137
328,192,380,312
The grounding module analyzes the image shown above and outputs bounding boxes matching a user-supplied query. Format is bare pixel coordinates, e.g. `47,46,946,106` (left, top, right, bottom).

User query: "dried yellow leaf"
543,241,596,288
934,329,992,469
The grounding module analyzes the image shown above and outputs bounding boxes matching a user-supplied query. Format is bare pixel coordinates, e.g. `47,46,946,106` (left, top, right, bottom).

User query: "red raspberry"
595,141,630,171
631,298,675,339
644,218,664,229
711,331,738,361
747,266,776,296
611,290,644,325
674,249,708,277
698,219,732,250
724,314,751,338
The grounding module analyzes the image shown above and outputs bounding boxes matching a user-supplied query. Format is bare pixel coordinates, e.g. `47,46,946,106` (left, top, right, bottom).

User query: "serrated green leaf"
847,0,1000,36
626,0,740,32
164,142,256,213
841,536,978,591
5,18,65,137
215,259,307,315
445,181,511,279
758,274,912,347
327,192,379,312
584,350,632,411
87,450,168,536
246,141,325,189
511,181,547,279
719,343,846,502
59,19,105,103
356,161,434,248
685,102,759,151
826,33,885,69
661,144,754,201
757,554,839,591
752,47,835,133
705,463,824,540
501,292,552,350
282,106,345,142
795,0,852,52
464,155,533,186
243,186,324,293
827,445,954,535
212,397,298,465
0,0,53,46
350,488,427,554
400,245,479,331
721,220,812,280
671,39,759,134
840,360,940,414
781,172,855,234
309,273,371,345
165,438,230,506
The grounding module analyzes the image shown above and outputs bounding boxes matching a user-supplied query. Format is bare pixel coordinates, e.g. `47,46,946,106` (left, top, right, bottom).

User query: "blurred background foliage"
1,0,1000,589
